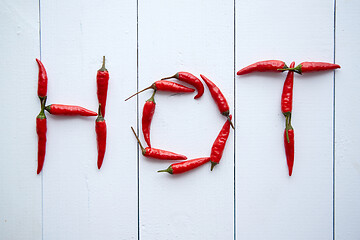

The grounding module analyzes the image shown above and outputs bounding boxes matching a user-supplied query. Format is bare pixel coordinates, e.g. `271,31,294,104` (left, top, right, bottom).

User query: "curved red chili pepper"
158,157,211,174
131,127,187,160
200,74,234,129
161,72,204,99
142,91,156,147
280,62,341,74
284,128,294,176
45,104,97,116
97,56,109,117
281,62,295,114
210,115,232,171
36,58,48,99
36,107,47,174
125,80,194,101
237,60,287,75
96,105,107,169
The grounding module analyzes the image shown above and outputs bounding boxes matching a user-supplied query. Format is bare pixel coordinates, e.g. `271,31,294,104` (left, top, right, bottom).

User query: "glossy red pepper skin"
237,60,287,75
154,80,195,93
285,62,341,74
125,81,194,101
281,62,295,114
143,147,187,160
36,112,47,174
158,157,211,174
142,91,156,147
97,56,109,117
36,59,48,99
210,115,232,170
131,126,187,160
96,108,107,169
45,104,97,116
284,128,294,176
162,72,204,99
200,74,234,128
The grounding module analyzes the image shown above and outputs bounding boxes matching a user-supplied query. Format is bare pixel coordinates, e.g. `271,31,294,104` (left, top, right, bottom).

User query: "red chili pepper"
210,115,232,171
131,127,187,160
97,56,109,117
96,105,107,169
161,72,204,99
281,62,295,114
200,74,234,129
281,62,295,176
279,62,341,74
36,58,48,99
125,80,194,101
142,90,156,147
45,104,97,116
284,128,294,176
36,98,47,174
158,157,211,174
237,60,288,75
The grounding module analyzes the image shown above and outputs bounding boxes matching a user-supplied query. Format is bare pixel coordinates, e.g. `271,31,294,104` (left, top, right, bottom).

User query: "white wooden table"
1,0,359,239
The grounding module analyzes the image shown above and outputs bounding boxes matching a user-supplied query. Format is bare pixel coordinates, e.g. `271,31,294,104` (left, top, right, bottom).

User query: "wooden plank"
0,0,42,239
335,0,360,239
137,0,234,239
40,0,138,239
235,0,334,239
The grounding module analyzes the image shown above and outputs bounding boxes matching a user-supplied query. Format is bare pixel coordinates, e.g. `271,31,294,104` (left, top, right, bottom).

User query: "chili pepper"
210,115,232,171
158,157,211,174
281,62,295,115
142,90,156,147
97,56,109,117
125,80,194,101
278,62,341,74
200,74,234,129
96,104,107,169
281,62,295,176
131,127,187,160
284,123,294,176
36,58,48,100
161,72,204,99
36,97,47,174
237,60,288,75
45,104,97,116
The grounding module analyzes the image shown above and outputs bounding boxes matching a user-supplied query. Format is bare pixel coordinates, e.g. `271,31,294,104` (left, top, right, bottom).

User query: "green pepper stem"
210,161,218,171
227,116,235,130
131,126,145,152
157,165,173,174
39,96,47,112
98,56,107,72
125,85,154,101
147,90,156,103
161,73,178,80
278,64,302,74
284,113,293,143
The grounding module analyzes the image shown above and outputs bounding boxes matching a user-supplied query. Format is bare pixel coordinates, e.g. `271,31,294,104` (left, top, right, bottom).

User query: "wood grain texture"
235,0,335,239
0,0,42,239
335,0,360,239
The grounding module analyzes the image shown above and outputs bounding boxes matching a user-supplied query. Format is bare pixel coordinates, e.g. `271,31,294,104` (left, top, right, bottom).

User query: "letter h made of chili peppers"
35,57,109,173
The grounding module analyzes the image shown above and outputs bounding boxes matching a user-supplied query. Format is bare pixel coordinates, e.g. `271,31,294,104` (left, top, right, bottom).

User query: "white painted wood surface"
0,0,359,239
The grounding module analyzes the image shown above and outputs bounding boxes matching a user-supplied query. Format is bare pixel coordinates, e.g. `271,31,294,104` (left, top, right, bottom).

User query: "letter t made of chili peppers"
281,62,295,176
